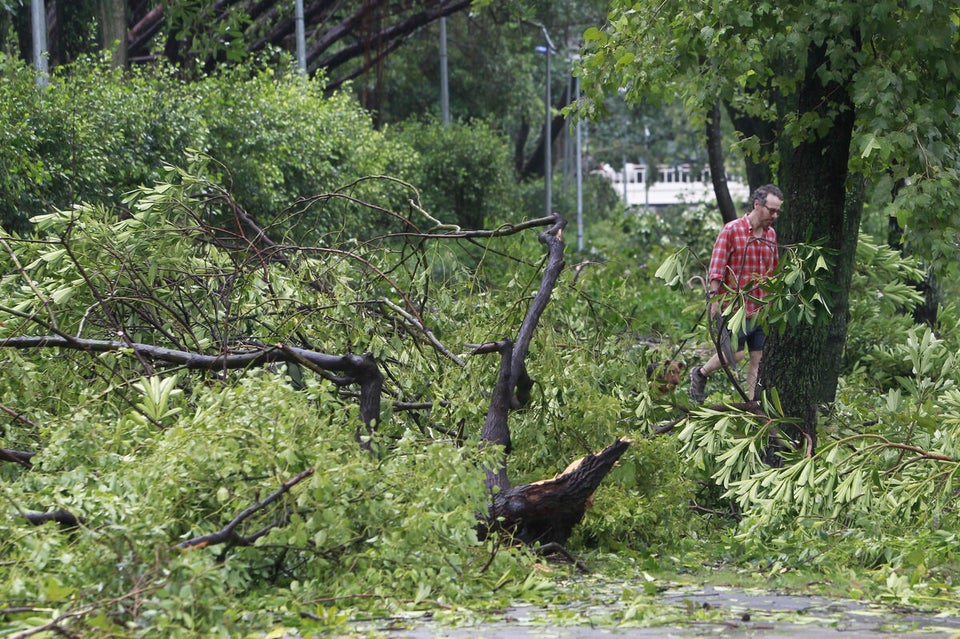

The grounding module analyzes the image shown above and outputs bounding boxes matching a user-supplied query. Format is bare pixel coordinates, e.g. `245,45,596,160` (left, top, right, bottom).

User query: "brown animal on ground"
646,360,685,394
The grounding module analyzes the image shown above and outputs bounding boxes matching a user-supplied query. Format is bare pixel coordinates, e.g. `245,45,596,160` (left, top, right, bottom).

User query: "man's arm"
707,224,733,314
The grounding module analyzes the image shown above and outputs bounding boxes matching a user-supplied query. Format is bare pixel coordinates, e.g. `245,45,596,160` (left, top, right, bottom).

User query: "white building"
594,162,750,209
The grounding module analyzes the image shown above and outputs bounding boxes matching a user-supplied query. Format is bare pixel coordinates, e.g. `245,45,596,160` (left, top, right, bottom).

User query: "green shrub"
0,54,413,241
389,119,519,230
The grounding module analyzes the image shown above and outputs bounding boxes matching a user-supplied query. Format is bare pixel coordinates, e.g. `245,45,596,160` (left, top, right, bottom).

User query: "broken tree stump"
481,437,631,546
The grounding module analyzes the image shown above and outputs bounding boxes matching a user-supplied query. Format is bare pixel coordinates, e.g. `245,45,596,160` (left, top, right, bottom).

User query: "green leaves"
132,374,183,426
390,120,517,230
0,55,412,242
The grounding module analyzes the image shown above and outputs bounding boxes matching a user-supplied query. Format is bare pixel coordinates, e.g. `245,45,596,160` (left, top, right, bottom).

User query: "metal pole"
440,17,450,125
295,0,306,74
544,46,552,216
575,76,584,253
644,126,650,211
31,0,48,86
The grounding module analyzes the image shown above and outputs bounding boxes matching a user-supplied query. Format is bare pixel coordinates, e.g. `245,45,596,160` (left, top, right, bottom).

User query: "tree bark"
100,0,127,67
478,339,514,491
478,215,566,492
705,100,737,223
818,176,863,403
760,41,861,450
482,438,631,546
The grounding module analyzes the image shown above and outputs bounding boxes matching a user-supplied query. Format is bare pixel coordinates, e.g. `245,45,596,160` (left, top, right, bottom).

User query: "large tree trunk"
760,42,861,451
818,176,863,402
100,0,127,68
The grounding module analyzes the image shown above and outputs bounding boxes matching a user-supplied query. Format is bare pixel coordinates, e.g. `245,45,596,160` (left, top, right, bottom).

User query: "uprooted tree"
0,154,627,555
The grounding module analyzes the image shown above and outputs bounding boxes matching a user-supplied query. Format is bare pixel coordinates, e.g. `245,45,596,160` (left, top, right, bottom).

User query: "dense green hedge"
388,119,518,229
0,54,505,239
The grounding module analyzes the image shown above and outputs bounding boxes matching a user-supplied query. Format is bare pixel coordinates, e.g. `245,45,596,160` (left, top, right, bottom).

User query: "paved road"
373,586,960,638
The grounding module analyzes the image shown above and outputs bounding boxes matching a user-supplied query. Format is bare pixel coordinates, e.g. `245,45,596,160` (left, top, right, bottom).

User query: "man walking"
689,185,783,403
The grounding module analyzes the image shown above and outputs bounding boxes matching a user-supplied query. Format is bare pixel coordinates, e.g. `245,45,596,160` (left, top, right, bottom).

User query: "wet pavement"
373,586,960,638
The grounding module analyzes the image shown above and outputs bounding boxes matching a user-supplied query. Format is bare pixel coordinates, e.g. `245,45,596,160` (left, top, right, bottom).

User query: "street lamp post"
440,17,450,125
575,75,584,253
295,0,306,74
535,27,555,218
31,0,48,86
535,44,552,216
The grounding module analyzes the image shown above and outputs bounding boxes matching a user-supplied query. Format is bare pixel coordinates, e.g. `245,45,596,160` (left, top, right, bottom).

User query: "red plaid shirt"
708,215,778,317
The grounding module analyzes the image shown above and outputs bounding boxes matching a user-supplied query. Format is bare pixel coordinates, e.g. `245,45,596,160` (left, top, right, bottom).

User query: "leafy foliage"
5,7,960,632
0,54,416,239
389,119,518,230
0,148,696,635
579,0,960,439
579,0,960,280
671,261,960,608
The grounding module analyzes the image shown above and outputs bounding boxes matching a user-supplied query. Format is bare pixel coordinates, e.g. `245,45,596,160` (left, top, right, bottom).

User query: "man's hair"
751,184,783,207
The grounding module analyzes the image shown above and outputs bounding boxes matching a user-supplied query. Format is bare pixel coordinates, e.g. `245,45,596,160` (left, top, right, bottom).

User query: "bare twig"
378,298,464,367
0,403,39,429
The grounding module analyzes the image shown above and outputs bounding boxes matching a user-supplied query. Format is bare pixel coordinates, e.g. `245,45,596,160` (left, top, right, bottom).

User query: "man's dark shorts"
736,321,766,352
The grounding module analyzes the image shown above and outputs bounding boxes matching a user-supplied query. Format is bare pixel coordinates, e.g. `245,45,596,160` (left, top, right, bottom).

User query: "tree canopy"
578,0,960,439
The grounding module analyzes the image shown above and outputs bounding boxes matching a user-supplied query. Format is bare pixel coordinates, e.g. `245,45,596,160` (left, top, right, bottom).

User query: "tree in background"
579,1,960,447
3,1,625,225
1,1,471,83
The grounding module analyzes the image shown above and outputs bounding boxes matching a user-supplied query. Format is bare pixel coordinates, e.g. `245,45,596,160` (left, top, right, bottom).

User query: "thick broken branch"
482,438,631,546
23,509,82,530
0,448,34,469
473,216,567,493
477,339,514,491
511,216,565,392
0,336,384,436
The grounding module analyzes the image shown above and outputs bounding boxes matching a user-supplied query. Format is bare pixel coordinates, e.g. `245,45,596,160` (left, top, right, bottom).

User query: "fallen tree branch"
652,401,766,435
0,336,384,439
481,438,632,546
23,509,82,530
7,582,162,639
0,448,34,469
475,215,567,491
178,467,315,550
377,297,465,367
0,337,354,373
0,402,39,429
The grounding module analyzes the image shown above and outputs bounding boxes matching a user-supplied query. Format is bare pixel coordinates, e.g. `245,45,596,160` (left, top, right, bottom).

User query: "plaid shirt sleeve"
707,220,737,287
